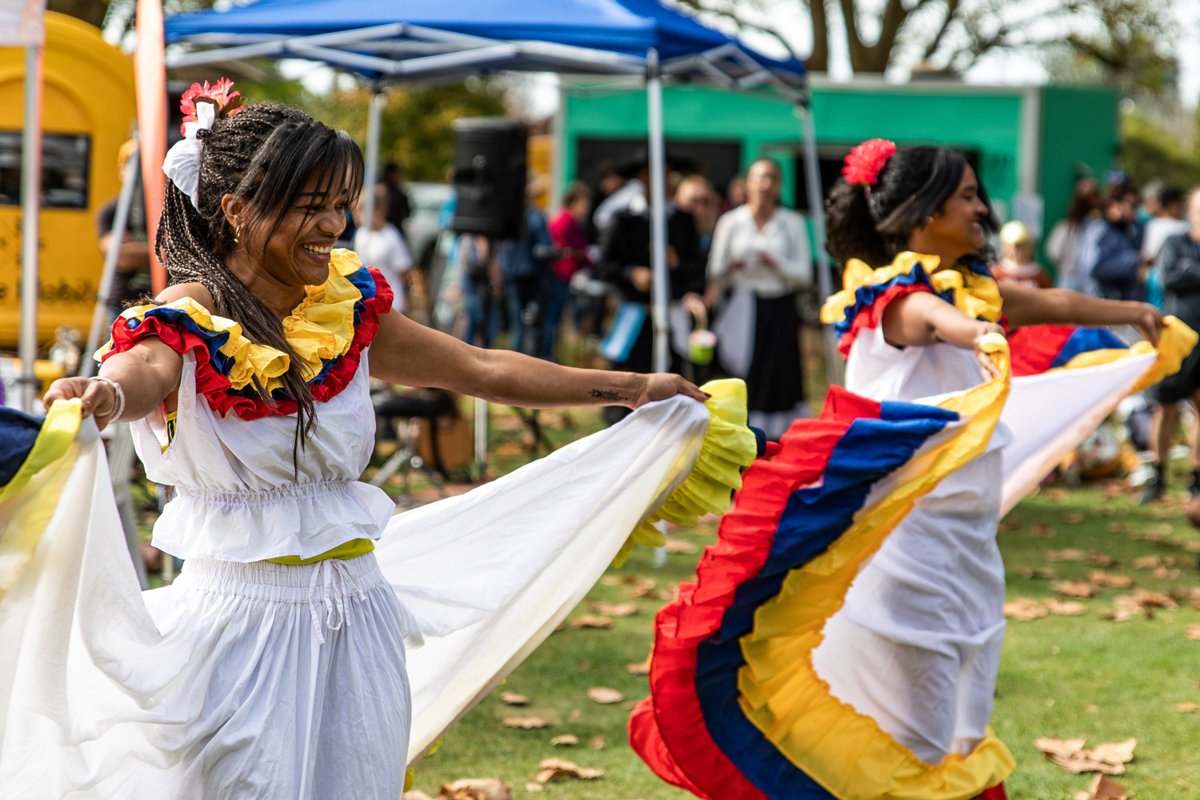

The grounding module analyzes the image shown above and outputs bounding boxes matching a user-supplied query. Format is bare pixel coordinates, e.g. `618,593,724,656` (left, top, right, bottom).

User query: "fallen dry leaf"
1086,704,1100,713
587,687,624,704
1047,549,1087,562
587,601,639,617
589,736,606,749
533,758,604,784
1184,541,1200,553
600,576,621,586
500,692,529,706
551,735,578,746
1147,505,1183,519
1045,598,1088,616
1034,736,1136,775
1100,608,1136,622
571,615,613,629
1132,588,1177,609
1133,555,1162,569
999,520,1024,532
503,717,551,729
1031,524,1057,538
1054,581,1099,599
1017,567,1058,579
1079,774,1129,800
664,539,697,554
1108,522,1131,533
1186,624,1200,640
524,782,544,793
626,661,650,675
1088,553,1119,567
403,792,436,800
625,579,658,599
1063,512,1085,523
1153,565,1182,580
1176,702,1200,713
1089,570,1133,588
1004,599,1048,621
1045,488,1069,501
438,778,513,800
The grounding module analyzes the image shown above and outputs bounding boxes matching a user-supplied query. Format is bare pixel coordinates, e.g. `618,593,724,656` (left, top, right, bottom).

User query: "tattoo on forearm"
589,388,625,401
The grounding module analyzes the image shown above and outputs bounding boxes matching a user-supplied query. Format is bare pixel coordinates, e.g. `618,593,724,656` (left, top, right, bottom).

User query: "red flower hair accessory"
179,78,244,136
842,139,896,187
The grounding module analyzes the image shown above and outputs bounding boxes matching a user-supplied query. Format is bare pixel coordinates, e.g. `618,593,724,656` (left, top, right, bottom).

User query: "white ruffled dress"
0,252,756,800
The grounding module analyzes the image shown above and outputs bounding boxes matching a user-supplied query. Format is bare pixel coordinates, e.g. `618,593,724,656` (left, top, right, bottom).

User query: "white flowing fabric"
812,324,1157,766
0,395,711,799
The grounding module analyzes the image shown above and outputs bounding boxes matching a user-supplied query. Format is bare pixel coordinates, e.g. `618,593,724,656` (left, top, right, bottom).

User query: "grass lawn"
407,444,1200,799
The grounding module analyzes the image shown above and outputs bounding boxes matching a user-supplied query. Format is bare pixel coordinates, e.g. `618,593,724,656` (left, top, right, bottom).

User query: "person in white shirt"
353,185,413,314
706,157,812,439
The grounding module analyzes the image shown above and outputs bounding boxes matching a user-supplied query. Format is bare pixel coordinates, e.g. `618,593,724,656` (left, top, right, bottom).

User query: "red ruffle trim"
103,267,393,420
837,282,933,356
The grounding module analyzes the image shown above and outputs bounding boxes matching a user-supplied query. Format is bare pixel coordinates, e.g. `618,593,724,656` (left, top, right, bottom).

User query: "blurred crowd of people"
443,154,814,440
999,175,1200,501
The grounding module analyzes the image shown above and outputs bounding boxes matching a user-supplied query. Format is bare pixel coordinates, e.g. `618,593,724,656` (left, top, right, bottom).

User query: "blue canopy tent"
162,0,838,381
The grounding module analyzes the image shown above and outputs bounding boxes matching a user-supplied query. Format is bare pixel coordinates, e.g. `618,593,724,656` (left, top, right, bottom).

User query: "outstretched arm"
998,283,1163,345
881,290,1005,379
369,310,708,409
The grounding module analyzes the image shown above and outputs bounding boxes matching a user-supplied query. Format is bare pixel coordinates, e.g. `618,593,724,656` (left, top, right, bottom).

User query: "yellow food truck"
0,12,136,350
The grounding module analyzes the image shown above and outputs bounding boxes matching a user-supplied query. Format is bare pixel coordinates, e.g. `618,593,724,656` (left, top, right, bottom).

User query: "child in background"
352,185,413,314
993,221,1052,288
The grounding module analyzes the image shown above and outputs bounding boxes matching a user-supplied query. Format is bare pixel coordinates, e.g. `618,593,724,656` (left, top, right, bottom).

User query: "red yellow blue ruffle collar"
820,252,1004,356
97,249,393,420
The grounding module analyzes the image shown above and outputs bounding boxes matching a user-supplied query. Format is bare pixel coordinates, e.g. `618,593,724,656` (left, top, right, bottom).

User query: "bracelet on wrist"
88,375,126,421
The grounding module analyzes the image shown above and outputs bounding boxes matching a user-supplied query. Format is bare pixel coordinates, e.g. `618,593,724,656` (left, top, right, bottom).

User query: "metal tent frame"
163,18,839,382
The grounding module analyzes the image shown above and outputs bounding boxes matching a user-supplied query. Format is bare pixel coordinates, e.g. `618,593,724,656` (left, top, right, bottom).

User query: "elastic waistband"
176,551,384,605
174,478,355,509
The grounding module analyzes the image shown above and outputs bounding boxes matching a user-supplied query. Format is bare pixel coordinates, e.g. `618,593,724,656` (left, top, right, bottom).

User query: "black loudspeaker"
450,118,527,239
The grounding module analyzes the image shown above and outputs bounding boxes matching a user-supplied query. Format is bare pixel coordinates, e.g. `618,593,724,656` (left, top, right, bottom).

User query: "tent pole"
797,96,842,387
361,87,384,249
83,137,141,378
19,44,44,413
646,49,669,375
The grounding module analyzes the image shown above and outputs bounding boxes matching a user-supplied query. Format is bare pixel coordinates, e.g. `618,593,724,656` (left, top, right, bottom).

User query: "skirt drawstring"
307,558,353,645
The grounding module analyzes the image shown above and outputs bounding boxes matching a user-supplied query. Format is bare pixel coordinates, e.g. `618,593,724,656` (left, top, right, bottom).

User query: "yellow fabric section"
0,400,84,606
95,249,367,391
736,339,1015,800
0,399,83,504
820,252,1004,328
161,411,178,454
612,379,758,567
1052,315,1198,393
268,537,376,565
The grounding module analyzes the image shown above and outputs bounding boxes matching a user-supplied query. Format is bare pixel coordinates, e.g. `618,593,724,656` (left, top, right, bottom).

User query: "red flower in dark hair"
180,78,244,135
842,139,897,187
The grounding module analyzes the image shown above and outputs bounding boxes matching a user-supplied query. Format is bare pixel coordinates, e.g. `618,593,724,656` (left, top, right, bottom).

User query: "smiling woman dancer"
630,141,1193,800
0,83,758,799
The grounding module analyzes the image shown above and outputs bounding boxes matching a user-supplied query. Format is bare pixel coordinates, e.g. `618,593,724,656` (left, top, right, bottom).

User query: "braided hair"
825,146,998,267
157,101,364,460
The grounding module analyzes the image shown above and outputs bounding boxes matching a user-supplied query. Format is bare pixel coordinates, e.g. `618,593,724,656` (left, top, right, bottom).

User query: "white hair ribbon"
162,101,216,211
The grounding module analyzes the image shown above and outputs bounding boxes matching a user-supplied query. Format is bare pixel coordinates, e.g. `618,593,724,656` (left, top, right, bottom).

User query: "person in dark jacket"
1085,183,1146,301
596,168,705,425
1145,187,1200,501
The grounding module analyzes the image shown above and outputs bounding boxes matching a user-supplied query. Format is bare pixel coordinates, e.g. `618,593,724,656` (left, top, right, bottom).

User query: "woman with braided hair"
4,83,756,799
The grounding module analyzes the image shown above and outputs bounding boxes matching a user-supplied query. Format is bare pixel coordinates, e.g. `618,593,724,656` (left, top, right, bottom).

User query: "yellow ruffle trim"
820,251,1004,328
738,338,1015,800
613,379,759,567
97,249,366,392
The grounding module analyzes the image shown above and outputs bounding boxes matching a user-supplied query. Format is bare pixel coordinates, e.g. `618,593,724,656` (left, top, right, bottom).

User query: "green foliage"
241,76,508,182
1121,109,1200,190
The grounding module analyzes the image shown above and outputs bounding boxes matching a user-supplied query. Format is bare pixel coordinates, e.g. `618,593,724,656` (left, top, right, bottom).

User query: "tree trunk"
48,0,108,28
807,0,829,72
841,0,913,73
